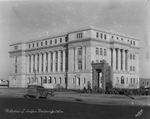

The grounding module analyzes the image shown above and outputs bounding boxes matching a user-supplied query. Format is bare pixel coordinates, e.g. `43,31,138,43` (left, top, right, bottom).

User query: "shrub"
82,87,88,93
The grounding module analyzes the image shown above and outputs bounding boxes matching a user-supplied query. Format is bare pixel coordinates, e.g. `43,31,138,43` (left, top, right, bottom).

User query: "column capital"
115,48,120,51
125,49,129,52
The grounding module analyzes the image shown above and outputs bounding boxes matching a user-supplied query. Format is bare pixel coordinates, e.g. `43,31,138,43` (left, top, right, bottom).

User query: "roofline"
26,32,67,44
9,42,25,46
9,26,139,46
89,26,139,41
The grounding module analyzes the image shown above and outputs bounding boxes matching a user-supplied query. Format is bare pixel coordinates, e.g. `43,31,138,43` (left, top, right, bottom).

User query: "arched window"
54,77,56,84
43,76,47,83
59,77,61,84
121,76,124,84
48,76,52,83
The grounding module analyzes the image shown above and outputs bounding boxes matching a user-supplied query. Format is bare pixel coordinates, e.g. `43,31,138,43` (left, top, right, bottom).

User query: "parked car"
24,85,54,99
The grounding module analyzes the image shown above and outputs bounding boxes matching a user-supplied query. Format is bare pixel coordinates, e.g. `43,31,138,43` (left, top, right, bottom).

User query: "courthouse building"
9,27,140,89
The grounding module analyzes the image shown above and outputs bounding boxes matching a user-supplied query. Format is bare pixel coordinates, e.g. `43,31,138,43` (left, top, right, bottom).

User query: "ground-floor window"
77,77,80,86
83,78,86,84
43,76,47,83
130,78,132,84
121,76,124,84
116,77,119,84
54,77,56,84
59,77,61,84
48,76,52,83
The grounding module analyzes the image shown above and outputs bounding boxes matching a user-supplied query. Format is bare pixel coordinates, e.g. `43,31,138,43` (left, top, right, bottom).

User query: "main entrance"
91,60,112,90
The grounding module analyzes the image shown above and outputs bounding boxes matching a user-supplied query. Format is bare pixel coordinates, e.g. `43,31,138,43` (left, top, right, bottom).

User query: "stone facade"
9,27,140,89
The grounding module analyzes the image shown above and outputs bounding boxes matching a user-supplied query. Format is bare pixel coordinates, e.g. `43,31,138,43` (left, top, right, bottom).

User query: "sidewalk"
0,88,150,106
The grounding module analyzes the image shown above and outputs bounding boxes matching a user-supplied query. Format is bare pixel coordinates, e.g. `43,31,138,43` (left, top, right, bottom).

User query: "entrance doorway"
91,60,112,90
95,69,102,88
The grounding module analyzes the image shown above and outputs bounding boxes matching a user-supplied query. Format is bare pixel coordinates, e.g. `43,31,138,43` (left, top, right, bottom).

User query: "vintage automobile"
24,85,54,99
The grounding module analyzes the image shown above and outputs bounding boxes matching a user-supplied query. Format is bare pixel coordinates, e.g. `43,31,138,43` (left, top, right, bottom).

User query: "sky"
0,0,150,79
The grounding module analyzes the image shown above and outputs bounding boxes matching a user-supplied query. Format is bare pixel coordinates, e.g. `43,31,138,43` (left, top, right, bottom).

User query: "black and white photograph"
0,0,150,119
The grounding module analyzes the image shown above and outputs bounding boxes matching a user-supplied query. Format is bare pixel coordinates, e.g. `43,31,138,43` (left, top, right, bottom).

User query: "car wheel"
24,94,29,98
36,93,40,99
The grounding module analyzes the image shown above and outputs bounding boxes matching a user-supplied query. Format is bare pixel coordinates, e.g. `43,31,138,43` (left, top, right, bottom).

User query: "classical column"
125,50,129,71
39,53,42,73
43,52,46,73
48,52,51,72
31,54,33,73
110,48,113,67
75,48,78,70
84,46,86,70
108,48,111,66
58,51,60,72
113,48,116,71
120,49,123,70
63,50,66,72
123,49,126,71
118,49,121,71
35,54,37,71
128,51,130,72
26,55,29,73
116,48,119,70
82,47,85,71
53,51,56,72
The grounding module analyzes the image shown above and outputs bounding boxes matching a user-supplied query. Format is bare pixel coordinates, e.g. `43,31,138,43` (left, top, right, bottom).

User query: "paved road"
0,97,150,119
1,88,150,106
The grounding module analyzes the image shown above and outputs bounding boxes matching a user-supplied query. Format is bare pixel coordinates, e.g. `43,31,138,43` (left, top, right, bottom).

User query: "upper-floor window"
121,38,123,41
100,48,103,55
45,41,47,45
96,32,99,38
104,34,107,39
116,37,119,40
133,41,135,45
33,43,34,48
112,36,114,39
15,65,17,73
55,39,57,44
133,66,135,71
133,54,135,60
29,44,30,48
60,38,62,43
100,33,103,39
77,33,83,39
37,42,38,47
15,57,18,63
14,46,18,50
130,66,132,71
130,40,132,45
104,49,107,56
130,54,132,59
96,47,99,55
65,37,68,42
41,42,43,46
50,40,52,44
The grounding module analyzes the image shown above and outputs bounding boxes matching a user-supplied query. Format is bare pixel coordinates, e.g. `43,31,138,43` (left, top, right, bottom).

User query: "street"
0,97,150,119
